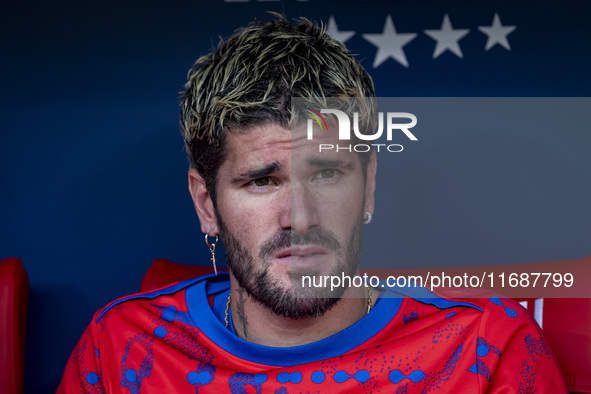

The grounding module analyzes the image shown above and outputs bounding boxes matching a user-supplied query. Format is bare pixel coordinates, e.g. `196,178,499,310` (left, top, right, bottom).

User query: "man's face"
194,123,376,318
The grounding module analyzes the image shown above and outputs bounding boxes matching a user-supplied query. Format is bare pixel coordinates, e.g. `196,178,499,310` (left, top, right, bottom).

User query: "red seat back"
0,257,29,394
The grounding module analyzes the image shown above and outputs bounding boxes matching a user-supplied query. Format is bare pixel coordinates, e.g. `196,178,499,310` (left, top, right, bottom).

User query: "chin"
249,269,346,319
268,291,343,320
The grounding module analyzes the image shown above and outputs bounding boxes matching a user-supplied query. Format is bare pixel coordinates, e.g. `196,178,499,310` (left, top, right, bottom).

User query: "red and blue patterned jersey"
58,272,567,393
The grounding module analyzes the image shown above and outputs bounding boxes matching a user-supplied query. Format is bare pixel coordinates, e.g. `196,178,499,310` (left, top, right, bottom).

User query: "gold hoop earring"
205,234,219,275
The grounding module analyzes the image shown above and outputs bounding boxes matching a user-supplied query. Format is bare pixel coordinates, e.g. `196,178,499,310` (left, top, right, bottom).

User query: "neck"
228,273,376,347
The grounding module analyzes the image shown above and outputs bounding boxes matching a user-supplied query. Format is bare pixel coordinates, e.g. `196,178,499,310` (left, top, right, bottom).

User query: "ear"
364,150,377,216
188,168,219,235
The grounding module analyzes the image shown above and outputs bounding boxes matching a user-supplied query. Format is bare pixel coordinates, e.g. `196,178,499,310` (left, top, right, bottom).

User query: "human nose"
279,181,320,234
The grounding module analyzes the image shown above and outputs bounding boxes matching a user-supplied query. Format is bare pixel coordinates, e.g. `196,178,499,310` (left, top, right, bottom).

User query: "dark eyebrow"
231,161,281,184
307,157,356,171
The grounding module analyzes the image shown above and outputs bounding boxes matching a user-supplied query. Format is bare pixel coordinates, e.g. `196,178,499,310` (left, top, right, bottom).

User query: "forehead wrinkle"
228,126,293,154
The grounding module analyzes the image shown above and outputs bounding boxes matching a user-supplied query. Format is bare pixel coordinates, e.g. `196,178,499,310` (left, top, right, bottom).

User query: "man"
59,16,567,392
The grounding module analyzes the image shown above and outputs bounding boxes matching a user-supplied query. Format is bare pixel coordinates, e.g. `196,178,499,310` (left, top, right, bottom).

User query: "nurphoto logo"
305,108,418,153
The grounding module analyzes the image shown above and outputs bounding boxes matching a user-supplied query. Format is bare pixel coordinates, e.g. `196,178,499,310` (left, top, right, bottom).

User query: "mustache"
259,228,342,260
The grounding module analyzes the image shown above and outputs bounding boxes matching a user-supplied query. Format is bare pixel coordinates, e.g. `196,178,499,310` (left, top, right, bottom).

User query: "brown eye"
319,169,336,179
253,177,270,187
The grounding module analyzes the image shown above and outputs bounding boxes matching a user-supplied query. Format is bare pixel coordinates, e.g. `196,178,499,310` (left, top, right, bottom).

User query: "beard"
216,213,364,319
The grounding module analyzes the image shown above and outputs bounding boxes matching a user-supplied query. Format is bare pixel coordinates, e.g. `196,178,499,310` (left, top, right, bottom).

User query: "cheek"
323,187,365,235
217,192,275,245
317,179,365,215
328,200,362,231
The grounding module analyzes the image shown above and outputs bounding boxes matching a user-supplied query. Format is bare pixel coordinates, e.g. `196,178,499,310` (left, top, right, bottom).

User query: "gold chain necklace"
224,286,373,329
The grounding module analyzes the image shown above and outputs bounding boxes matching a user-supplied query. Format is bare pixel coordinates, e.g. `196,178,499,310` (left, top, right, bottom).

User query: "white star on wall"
362,15,417,68
478,13,516,51
424,14,470,59
326,16,355,45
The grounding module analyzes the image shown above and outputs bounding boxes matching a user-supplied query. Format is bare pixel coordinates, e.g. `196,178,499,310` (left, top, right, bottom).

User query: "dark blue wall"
1,0,590,392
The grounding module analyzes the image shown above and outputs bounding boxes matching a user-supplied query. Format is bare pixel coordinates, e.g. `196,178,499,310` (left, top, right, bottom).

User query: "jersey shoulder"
92,272,229,326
